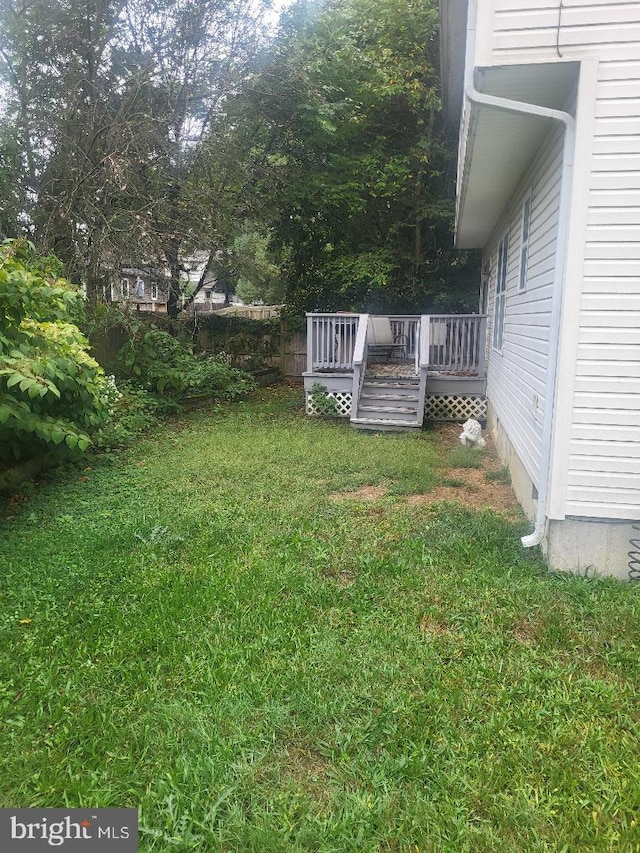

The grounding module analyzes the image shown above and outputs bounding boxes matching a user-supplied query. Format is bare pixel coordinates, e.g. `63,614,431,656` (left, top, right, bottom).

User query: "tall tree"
0,0,271,312
233,0,480,313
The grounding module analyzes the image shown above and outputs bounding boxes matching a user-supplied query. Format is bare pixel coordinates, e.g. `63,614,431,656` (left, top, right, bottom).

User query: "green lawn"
1,387,639,852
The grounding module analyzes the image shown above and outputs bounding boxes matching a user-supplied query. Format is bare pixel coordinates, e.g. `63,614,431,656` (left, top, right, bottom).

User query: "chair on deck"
367,317,408,363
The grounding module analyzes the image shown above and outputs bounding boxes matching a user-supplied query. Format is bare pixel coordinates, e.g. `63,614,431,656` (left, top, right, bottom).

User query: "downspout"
464,83,575,548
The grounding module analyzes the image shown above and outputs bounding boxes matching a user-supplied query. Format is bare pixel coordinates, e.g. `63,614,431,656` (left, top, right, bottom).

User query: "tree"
0,0,273,312
232,228,284,305
233,0,480,313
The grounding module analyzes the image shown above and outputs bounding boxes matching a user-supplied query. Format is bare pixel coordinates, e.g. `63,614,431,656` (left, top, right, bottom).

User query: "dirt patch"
324,567,357,587
511,617,541,646
329,484,387,502
581,658,627,686
282,743,334,803
419,615,453,636
409,425,522,516
407,466,520,515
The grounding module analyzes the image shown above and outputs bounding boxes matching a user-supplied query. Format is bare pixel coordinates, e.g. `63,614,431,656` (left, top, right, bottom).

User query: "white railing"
416,316,430,420
389,316,420,361
306,313,361,372
428,315,487,374
307,313,488,376
350,313,370,423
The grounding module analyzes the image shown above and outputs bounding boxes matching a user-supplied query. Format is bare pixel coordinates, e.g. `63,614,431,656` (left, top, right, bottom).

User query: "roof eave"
454,62,580,248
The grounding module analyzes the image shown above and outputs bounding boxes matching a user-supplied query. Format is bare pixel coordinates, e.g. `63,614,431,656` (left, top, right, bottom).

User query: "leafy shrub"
0,240,108,461
309,381,339,417
94,380,179,450
115,326,256,400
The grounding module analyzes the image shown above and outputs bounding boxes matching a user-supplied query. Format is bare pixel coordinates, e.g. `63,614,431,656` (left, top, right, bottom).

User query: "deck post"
477,315,488,378
416,316,430,422
306,314,314,374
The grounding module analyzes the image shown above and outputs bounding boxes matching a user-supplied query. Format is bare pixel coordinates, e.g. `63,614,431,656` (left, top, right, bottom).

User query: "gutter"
464,83,576,548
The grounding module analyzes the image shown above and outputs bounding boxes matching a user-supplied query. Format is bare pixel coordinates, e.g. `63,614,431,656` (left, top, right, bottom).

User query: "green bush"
114,326,256,400
94,379,179,450
0,240,108,461
309,381,339,417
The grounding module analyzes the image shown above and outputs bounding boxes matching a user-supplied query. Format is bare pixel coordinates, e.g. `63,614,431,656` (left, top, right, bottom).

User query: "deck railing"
351,313,370,420
306,313,487,376
428,315,487,374
306,313,361,372
389,316,420,361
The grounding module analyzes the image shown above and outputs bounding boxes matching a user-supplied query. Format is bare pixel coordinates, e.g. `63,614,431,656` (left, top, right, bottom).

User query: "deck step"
360,392,420,403
350,416,421,432
358,404,418,415
361,383,419,393
361,385,418,398
364,379,420,387
352,373,424,432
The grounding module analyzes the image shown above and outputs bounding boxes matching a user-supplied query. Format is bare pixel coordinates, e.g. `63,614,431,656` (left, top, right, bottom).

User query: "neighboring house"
439,0,640,578
180,251,243,313
110,266,169,313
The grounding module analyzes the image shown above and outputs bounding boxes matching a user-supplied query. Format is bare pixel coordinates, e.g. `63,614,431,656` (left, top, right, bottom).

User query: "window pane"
494,233,509,349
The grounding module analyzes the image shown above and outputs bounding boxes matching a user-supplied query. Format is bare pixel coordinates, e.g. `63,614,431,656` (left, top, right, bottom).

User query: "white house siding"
484,126,565,488
475,0,640,520
570,52,640,520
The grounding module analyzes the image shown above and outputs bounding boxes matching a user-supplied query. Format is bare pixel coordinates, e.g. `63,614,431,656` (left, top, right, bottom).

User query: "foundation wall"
488,402,640,580
487,403,537,522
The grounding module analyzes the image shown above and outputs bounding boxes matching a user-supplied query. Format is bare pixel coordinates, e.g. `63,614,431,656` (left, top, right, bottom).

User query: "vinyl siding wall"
478,0,640,520
484,125,565,487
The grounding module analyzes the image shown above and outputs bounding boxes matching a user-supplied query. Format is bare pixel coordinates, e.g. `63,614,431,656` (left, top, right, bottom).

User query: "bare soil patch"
511,616,541,646
409,424,522,517
407,466,520,515
329,484,387,502
324,567,357,587
419,615,453,636
282,743,334,803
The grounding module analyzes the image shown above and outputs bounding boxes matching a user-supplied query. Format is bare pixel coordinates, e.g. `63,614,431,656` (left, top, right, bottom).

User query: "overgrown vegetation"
233,0,480,312
0,249,258,468
0,240,108,461
114,326,256,400
1,388,638,851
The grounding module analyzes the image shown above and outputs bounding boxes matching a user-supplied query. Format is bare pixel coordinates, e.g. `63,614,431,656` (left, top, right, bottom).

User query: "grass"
485,466,512,485
1,386,639,852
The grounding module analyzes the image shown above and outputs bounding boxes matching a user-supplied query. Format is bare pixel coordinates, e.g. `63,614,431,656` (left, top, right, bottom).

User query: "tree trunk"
165,242,182,318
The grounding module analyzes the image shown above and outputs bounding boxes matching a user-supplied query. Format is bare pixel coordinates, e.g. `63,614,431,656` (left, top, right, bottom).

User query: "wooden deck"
303,313,488,427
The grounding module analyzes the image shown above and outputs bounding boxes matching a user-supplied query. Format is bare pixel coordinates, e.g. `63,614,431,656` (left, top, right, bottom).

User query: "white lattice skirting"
306,391,352,417
424,394,487,422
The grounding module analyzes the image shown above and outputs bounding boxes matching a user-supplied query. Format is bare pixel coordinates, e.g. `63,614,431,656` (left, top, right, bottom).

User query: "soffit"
456,62,580,248
439,0,469,125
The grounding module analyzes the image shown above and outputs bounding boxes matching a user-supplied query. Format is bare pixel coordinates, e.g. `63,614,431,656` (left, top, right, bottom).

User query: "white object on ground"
459,418,486,448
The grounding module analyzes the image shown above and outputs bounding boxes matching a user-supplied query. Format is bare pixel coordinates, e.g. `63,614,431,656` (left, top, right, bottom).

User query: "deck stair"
351,373,423,432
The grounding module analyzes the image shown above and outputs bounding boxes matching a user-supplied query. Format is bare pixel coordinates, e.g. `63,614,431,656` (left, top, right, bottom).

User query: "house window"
121,278,130,299
493,231,509,350
519,193,532,291
151,283,158,300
